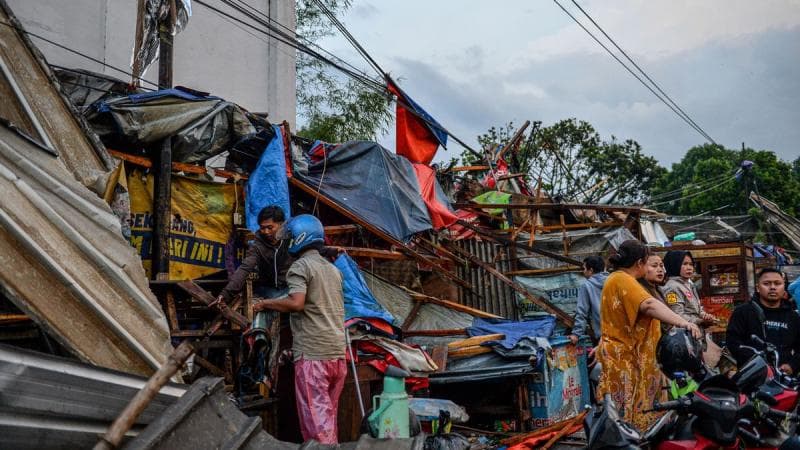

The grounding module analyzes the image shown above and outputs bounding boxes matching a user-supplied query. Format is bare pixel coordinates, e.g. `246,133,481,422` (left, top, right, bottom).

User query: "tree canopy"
470,119,665,204
295,0,391,143
651,144,800,216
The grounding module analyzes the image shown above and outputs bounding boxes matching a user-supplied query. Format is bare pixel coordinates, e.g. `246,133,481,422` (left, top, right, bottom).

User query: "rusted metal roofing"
0,1,173,376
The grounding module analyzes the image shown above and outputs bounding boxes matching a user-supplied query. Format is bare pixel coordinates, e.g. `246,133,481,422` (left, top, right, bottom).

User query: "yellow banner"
127,169,243,279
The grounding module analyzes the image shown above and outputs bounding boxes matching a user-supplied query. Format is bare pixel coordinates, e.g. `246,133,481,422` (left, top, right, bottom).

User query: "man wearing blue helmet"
252,214,346,445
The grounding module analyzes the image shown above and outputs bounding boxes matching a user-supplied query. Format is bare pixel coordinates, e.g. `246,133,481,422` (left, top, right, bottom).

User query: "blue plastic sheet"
335,254,395,324
246,125,290,231
466,316,556,350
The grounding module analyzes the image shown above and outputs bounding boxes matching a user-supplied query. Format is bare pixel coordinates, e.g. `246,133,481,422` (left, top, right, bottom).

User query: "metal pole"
345,328,365,418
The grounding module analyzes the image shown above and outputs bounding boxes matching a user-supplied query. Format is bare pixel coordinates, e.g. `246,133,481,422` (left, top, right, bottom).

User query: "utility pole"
151,0,176,280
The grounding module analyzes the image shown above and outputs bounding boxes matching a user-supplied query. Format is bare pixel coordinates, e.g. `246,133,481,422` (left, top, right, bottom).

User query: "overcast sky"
318,0,800,167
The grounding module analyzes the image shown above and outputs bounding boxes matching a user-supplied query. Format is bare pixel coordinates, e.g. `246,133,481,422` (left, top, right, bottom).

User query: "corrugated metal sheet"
0,344,186,449
0,2,174,376
0,1,113,191
455,239,516,319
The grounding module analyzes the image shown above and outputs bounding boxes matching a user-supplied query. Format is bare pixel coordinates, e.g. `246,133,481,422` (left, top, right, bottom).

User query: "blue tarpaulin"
335,254,395,324
466,316,556,350
246,125,290,231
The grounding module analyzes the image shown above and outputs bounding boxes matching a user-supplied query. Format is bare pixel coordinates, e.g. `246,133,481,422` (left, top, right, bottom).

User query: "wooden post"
151,0,175,280
94,340,194,450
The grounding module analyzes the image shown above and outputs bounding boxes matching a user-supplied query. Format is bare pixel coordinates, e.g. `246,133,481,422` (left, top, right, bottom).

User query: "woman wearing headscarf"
661,250,716,327
597,240,701,431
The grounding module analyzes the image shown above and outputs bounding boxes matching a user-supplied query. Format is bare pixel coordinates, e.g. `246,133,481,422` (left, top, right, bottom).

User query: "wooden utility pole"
151,0,176,279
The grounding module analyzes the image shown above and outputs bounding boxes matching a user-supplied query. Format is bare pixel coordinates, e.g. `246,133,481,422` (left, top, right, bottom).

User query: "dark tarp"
296,141,433,242
54,68,136,113
86,88,255,163
428,352,535,384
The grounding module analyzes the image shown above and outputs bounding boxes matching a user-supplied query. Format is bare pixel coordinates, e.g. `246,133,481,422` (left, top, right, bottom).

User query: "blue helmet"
284,214,325,255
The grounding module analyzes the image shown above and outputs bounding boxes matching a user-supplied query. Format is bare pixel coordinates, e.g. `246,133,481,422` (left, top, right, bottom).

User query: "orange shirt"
597,270,666,432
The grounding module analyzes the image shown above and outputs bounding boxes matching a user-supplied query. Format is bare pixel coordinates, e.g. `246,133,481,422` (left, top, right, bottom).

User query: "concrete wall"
5,0,296,127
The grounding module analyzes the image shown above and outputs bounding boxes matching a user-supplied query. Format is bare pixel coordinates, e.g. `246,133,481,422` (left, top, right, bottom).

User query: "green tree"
295,0,391,143
651,144,800,216
472,119,665,204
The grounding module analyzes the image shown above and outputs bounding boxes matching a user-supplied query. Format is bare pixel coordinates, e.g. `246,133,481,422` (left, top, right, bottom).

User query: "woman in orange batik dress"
596,240,702,432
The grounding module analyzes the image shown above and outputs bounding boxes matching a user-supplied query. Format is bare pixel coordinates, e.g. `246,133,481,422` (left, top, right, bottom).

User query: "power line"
552,0,716,144
569,0,717,145
647,171,736,201
646,175,737,208
0,20,161,89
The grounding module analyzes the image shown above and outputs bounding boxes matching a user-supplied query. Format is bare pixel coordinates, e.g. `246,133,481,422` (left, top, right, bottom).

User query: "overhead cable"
569,0,717,144
552,0,716,144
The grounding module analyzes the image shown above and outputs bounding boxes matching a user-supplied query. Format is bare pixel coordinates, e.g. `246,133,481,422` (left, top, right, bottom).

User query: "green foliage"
295,0,391,143
472,119,665,204
651,144,800,216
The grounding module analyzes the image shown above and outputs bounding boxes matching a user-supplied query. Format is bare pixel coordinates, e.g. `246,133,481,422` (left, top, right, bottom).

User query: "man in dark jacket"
218,205,292,302
726,267,800,375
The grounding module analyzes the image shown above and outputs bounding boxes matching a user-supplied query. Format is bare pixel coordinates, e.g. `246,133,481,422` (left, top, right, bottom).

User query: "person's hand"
253,300,267,312
780,363,794,376
334,246,346,255
568,334,579,345
700,312,717,324
682,321,702,339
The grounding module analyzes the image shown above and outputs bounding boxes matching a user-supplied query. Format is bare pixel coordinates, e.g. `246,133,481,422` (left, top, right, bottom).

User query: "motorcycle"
585,374,800,449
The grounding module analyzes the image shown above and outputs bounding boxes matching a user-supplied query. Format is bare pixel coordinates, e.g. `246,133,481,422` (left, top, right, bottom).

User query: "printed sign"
701,295,736,323
128,169,244,279
515,272,583,317
529,341,591,428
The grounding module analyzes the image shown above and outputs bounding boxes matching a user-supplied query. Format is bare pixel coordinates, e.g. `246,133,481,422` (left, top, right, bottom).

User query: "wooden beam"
343,247,448,264
454,202,650,213
177,281,250,328
409,294,501,319
504,266,581,277
457,220,582,267
401,301,423,332
447,334,504,350
446,165,490,172
324,224,359,235
448,345,493,359
444,242,575,327
108,149,248,180
289,177,473,290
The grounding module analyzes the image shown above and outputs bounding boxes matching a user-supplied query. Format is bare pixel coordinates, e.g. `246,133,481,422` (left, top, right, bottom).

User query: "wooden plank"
446,165,490,172
448,345,492,359
289,176,472,290
193,354,226,378
324,224,359,235
409,294,501,319
447,334,504,350
453,202,650,213
504,266,580,277
203,298,243,339
108,149,248,180
343,247,447,264
444,242,575,327
401,301,423,332
429,345,448,373
457,219,582,267
177,281,250,328
164,289,179,332
403,329,467,337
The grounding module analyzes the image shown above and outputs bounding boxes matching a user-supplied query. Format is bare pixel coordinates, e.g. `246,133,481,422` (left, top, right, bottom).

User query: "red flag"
412,163,458,229
387,79,447,165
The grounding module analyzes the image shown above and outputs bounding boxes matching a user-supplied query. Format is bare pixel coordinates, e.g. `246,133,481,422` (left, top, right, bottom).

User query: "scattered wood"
448,345,492,359
500,410,587,446
324,224,359,235
447,165,490,172
177,281,250,328
408,293,501,319
444,242,575,327
401,301,423,332
504,266,581,277
447,334,504,350
108,149,246,180
429,345,449,373
541,409,589,450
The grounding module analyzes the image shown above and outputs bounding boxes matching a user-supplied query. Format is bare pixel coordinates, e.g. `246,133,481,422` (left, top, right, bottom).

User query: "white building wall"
5,0,296,127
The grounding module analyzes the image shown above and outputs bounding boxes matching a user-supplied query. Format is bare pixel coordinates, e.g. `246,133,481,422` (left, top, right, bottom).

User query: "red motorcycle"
585,374,800,449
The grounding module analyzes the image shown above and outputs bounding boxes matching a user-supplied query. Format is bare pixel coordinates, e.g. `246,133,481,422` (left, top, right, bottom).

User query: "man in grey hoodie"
569,256,609,345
